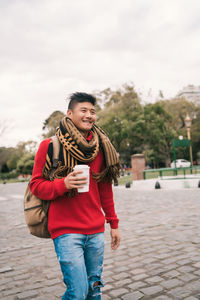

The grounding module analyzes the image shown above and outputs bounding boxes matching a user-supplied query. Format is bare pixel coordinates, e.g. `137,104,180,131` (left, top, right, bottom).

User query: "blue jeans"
53,233,105,300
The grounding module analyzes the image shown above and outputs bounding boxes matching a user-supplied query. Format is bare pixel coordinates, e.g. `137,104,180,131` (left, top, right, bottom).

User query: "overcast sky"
0,0,200,147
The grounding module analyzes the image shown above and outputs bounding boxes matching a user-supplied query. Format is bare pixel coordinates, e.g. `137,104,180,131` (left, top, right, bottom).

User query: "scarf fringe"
92,163,121,184
44,162,77,198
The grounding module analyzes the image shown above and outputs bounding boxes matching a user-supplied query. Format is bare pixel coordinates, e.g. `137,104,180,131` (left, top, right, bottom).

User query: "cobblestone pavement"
1,183,200,300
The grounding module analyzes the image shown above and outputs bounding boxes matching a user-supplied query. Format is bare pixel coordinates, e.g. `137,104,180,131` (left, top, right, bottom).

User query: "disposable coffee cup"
73,165,90,193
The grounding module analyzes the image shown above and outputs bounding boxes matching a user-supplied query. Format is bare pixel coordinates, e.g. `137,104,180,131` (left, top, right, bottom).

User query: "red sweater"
30,138,119,239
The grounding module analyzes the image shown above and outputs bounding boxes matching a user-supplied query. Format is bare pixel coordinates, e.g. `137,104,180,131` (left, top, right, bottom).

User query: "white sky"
0,0,200,147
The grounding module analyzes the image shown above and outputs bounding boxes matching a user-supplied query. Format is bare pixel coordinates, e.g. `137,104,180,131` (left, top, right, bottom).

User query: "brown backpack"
24,136,60,238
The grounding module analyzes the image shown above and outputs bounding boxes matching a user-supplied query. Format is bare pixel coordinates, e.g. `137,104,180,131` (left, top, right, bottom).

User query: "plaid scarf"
43,117,120,189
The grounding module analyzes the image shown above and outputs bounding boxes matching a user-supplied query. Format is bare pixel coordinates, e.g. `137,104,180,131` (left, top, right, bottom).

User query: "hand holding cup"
64,165,90,192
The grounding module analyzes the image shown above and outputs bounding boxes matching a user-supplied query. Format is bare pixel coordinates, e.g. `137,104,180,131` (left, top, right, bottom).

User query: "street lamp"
184,114,193,167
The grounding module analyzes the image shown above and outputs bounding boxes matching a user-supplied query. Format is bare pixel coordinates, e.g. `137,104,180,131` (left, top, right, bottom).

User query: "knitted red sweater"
30,138,119,239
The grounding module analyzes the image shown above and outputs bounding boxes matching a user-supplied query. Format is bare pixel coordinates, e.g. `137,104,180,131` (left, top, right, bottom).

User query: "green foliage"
0,171,19,180
1,163,9,173
95,84,200,167
16,153,35,175
143,103,176,167
43,110,65,138
97,84,144,165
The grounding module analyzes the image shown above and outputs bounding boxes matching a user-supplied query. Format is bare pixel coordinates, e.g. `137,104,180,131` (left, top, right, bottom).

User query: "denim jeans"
53,233,105,300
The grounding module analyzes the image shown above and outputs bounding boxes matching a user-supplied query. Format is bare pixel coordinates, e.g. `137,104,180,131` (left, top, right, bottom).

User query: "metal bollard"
155,181,161,189
125,181,131,188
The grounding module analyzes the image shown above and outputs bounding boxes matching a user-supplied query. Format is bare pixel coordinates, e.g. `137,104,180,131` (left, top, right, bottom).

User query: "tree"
97,84,144,165
1,163,9,173
158,97,198,162
16,153,35,174
6,141,37,171
190,105,200,163
0,147,15,172
143,103,176,167
43,111,65,138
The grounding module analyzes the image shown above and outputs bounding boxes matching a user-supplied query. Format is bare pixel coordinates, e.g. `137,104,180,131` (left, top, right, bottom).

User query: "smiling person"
30,92,121,300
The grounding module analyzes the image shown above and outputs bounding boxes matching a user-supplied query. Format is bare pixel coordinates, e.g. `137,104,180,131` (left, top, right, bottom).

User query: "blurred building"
177,85,200,104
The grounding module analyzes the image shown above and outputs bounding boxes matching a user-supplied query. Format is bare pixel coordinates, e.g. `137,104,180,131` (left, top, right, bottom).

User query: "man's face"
67,102,96,133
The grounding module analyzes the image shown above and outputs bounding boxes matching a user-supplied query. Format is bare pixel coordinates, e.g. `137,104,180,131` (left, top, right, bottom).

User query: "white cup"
73,165,90,193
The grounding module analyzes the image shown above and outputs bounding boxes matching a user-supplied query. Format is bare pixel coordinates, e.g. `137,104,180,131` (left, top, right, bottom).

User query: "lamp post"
184,114,193,167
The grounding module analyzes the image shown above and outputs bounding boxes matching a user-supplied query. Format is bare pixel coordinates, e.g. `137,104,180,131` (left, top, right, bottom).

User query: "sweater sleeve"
98,181,119,229
30,139,68,200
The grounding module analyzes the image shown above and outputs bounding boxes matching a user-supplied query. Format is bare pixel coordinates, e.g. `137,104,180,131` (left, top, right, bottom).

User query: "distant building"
177,85,200,104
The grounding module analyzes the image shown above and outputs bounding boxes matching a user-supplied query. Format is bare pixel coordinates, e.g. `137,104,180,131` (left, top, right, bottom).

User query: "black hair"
68,92,96,110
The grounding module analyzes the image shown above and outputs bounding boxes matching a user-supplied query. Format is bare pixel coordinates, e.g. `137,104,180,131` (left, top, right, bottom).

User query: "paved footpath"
1,183,200,300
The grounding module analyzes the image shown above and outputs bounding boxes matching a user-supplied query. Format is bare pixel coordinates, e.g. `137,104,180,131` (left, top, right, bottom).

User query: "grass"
144,167,200,179
118,174,132,185
0,178,29,184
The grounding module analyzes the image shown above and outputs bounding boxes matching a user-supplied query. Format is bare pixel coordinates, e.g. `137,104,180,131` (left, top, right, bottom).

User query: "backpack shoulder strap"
51,135,60,168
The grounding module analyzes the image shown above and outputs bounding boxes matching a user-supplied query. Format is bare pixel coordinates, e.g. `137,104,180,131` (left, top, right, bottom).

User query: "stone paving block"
45,272,61,280
132,273,148,281
5,270,26,278
148,268,165,276
140,285,163,296
103,270,113,277
145,275,163,283
3,287,21,296
114,266,130,273
193,262,200,268
102,284,114,292
129,262,143,269
163,263,179,271
1,296,15,300
112,272,130,280
102,295,111,300
142,257,157,264
103,259,114,265
130,268,146,275
108,288,129,298
114,278,132,287
162,257,179,264
177,265,195,273
14,280,27,287
0,286,6,292
185,280,200,292
179,273,197,282
163,270,180,278
177,259,192,265
191,256,200,262
194,269,200,276
0,266,13,273
122,291,144,300
23,283,43,291
14,274,30,281
154,253,171,259
154,296,173,300
15,290,39,299
45,279,61,286
114,255,129,261
104,277,115,285
168,286,191,299
0,278,12,285
184,297,199,300
128,281,147,290
161,278,183,289
147,263,164,270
